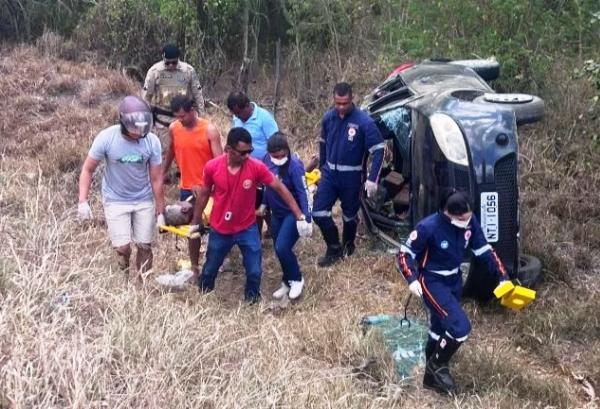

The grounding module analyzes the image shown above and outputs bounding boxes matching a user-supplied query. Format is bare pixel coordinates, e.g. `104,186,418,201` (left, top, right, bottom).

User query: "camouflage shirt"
142,60,204,115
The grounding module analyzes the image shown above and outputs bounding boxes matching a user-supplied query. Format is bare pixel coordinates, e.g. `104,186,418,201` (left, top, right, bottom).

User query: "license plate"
480,192,499,242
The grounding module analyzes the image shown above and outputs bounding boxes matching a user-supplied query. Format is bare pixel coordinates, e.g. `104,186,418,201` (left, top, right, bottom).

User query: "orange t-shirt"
170,118,213,189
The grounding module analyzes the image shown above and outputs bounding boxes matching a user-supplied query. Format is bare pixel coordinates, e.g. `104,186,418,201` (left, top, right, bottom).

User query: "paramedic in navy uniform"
397,189,509,395
312,82,385,267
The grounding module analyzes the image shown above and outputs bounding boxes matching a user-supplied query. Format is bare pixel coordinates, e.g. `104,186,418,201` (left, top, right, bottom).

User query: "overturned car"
361,59,544,299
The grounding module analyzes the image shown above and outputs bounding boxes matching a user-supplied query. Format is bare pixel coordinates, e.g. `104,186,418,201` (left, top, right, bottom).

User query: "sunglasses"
164,59,178,66
232,147,254,156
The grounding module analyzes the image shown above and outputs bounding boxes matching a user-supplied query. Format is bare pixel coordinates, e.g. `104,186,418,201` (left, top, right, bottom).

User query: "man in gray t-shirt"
78,96,165,280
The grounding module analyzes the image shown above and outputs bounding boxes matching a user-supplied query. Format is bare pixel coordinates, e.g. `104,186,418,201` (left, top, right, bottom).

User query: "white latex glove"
408,280,423,298
256,204,267,217
156,213,166,228
365,180,378,198
78,202,92,221
296,219,312,238
187,224,205,239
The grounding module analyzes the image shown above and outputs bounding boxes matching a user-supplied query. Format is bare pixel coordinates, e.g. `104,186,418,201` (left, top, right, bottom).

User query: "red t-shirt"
203,155,274,234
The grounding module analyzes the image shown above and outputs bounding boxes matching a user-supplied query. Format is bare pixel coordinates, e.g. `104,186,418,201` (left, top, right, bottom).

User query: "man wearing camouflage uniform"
142,44,205,125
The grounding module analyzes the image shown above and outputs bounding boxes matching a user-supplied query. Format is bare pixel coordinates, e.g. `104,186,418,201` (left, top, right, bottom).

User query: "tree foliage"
1,0,599,96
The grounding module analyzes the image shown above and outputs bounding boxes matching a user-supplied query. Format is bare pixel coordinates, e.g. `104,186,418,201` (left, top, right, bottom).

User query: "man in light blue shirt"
226,91,279,162
226,91,280,237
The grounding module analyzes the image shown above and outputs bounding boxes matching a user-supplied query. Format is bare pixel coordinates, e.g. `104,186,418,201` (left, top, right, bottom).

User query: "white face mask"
270,156,288,166
451,216,471,229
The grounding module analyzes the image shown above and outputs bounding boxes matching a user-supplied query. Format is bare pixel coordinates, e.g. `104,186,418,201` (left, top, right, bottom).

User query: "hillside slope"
0,46,598,408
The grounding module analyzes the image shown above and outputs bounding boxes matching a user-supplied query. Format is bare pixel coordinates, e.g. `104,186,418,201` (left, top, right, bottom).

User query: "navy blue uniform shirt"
319,105,385,182
263,154,311,222
397,212,508,283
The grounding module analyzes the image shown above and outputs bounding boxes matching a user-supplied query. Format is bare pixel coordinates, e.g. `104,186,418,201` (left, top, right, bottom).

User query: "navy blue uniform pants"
419,272,471,343
312,170,361,244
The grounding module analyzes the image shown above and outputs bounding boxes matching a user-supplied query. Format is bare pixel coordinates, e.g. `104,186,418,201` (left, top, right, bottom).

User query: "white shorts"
103,201,155,247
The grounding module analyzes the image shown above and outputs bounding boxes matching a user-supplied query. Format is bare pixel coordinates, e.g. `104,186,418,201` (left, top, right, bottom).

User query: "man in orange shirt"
162,95,223,278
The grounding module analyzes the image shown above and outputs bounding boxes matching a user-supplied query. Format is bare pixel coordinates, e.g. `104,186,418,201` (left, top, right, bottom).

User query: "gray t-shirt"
88,125,162,203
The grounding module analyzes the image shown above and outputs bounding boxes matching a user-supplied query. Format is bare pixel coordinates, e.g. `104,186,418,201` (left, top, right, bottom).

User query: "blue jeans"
271,213,302,283
200,224,262,301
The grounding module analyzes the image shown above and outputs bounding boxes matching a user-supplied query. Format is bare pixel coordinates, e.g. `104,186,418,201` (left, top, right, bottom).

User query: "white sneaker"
288,278,304,299
272,283,290,299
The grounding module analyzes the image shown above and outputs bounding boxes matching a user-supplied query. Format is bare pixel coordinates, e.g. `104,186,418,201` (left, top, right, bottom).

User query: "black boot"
318,226,343,267
318,244,343,267
423,334,462,395
342,219,357,258
424,338,436,361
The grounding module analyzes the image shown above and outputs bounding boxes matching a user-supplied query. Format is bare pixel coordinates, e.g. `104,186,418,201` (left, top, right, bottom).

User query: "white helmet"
118,96,153,137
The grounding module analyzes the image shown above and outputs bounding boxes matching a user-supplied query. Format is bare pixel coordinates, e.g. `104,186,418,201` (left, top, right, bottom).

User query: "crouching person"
396,189,509,395
78,96,165,281
262,133,312,300
189,128,309,303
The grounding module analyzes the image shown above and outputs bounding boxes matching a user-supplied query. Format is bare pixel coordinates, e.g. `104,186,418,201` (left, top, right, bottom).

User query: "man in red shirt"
190,127,311,302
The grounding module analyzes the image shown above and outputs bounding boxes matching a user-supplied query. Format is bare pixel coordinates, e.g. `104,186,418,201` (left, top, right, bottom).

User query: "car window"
380,107,411,161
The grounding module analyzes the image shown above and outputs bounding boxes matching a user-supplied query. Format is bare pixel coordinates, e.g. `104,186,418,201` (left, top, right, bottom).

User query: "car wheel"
448,59,500,81
462,253,542,301
474,93,545,125
515,253,542,288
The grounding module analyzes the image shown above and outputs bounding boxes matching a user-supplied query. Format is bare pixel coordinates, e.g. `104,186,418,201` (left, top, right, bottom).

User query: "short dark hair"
170,95,194,113
267,132,290,154
441,188,471,215
226,91,251,110
162,44,180,59
333,82,352,97
227,127,252,147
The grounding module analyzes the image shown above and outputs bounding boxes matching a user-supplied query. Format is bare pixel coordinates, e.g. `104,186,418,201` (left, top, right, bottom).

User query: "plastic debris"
361,314,428,379
155,269,194,289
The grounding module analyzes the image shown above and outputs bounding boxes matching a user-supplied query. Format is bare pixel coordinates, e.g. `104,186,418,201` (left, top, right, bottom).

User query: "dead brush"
455,344,574,408
515,291,600,351
46,72,81,97
3,44,600,408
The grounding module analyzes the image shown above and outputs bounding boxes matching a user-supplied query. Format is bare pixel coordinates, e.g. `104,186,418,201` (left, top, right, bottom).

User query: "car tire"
514,254,542,288
474,93,545,125
462,253,543,301
448,59,500,82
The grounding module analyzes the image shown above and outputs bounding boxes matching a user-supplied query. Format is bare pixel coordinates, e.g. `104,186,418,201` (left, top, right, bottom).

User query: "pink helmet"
118,96,153,137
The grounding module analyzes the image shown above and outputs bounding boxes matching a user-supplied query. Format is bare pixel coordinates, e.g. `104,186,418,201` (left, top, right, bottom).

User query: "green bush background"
1,0,598,93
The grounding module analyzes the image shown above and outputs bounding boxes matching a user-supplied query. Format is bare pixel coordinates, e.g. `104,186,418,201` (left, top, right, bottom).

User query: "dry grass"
1,45,599,408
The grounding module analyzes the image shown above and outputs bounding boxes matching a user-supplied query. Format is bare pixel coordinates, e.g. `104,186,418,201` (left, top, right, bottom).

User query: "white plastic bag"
155,269,194,289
